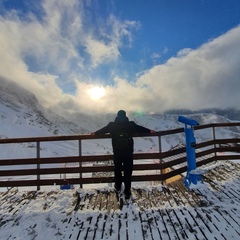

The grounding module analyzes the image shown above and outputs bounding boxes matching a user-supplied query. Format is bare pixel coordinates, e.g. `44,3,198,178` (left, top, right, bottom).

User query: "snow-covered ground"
0,160,239,240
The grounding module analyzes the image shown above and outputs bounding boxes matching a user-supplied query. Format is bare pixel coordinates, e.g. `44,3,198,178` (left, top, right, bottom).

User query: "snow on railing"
0,123,240,190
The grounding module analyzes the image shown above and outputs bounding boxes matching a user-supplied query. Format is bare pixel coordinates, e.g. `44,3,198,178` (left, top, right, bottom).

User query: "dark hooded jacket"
95,110,151,153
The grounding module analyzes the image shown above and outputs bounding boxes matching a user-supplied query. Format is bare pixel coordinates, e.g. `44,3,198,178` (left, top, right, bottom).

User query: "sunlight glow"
88,86,105,100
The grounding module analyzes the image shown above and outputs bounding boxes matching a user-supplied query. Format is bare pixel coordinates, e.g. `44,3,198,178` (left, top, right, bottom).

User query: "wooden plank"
201,207,233,239
209,208,240,237
117,212,127,240
148,187,162,208
161,186,207,239
77,191,88,211
167,182,188,206
156,187,172,209
150,210,169,240
188,208,219,239
98,191,108,211
92,213,107,240
85,191,95,210
108,212,120,239
172,180,206,207
93,190,103,211
138,210,155,240
166,208,192,240
126,206,143,239
106,191,115,214
157,208,180,240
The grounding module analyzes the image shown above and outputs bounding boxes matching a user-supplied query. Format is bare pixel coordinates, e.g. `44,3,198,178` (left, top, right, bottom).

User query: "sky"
0,0,240,115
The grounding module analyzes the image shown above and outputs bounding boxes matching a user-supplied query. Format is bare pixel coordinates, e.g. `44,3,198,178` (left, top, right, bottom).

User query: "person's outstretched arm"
130,121,155,134
91,122,113,135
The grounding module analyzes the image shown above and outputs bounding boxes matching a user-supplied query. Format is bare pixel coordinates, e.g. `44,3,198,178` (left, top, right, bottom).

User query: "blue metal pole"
178,116,199,188
184,125,197,185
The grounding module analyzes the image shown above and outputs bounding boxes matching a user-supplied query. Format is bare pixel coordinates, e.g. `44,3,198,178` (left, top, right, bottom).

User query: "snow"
0,189,75,240
0,160,240,239
189,181,206,190
1,77,240,239
189,169,208,175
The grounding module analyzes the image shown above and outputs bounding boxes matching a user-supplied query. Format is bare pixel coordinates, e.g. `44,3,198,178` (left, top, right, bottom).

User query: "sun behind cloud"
88,86,106,101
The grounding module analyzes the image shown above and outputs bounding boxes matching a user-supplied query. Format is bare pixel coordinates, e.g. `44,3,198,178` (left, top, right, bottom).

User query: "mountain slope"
1,76,240,158
0,77,86,138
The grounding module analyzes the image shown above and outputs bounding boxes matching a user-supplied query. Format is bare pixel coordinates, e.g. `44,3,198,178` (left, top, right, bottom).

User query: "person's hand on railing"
90,132,96,135
150,130,156,133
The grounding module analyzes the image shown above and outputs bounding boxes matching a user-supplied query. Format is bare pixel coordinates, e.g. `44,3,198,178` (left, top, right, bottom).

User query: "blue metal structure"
178,116,204,189
60,184,74,190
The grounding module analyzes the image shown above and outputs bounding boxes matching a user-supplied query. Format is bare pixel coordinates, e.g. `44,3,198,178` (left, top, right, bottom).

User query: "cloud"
73,25,240,114
0,0,139,112
176,48,192,57
0,0,240,116
134,25,240,112
151,53,161,59
0,0,84,99
85,36,120,67
85,15,140,67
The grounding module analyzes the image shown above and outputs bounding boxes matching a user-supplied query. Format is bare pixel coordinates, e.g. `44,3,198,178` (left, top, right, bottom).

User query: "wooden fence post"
79,139,82,188
212,126,217,161
158,135,164,185
36,141,40,191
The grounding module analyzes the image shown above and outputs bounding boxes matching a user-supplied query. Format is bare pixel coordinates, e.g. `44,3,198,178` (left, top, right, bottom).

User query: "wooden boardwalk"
0,161,240,240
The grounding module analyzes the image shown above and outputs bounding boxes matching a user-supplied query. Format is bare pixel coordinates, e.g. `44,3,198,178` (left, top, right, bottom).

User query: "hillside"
1,77,240,158
0,77,86,138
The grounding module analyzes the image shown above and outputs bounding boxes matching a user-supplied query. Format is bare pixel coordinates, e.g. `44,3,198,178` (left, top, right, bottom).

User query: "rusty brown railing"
0,122,240,190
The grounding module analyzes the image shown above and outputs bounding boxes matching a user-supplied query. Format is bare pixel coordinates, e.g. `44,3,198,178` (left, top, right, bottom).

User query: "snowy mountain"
1,76,240,158
0,77,87,139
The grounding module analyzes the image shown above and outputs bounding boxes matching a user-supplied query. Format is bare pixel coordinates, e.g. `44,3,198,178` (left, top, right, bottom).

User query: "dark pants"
113,151,133,194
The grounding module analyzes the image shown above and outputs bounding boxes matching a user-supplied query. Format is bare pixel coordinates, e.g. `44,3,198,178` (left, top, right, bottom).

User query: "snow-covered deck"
0,161,239,240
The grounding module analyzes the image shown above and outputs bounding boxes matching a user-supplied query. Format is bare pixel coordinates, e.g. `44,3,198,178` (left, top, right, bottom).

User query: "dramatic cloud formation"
0,0,240,115
135,26,240,112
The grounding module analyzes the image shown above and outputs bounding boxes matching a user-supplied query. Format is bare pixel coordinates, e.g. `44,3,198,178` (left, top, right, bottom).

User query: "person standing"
91,110,155,199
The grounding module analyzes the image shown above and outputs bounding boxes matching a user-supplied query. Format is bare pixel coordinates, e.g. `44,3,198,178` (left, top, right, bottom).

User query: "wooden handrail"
0,122,240,189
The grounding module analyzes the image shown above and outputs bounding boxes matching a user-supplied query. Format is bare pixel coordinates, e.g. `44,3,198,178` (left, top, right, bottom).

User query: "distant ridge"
0,76,238,141
164,108,240,121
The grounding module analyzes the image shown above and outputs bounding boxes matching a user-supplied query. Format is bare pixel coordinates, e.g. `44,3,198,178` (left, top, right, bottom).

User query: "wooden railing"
0,122,240,190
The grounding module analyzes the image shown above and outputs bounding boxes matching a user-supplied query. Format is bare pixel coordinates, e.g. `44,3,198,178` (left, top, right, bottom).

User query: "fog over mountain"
0,76,88,138
1,76,240,157
1,76,239,137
